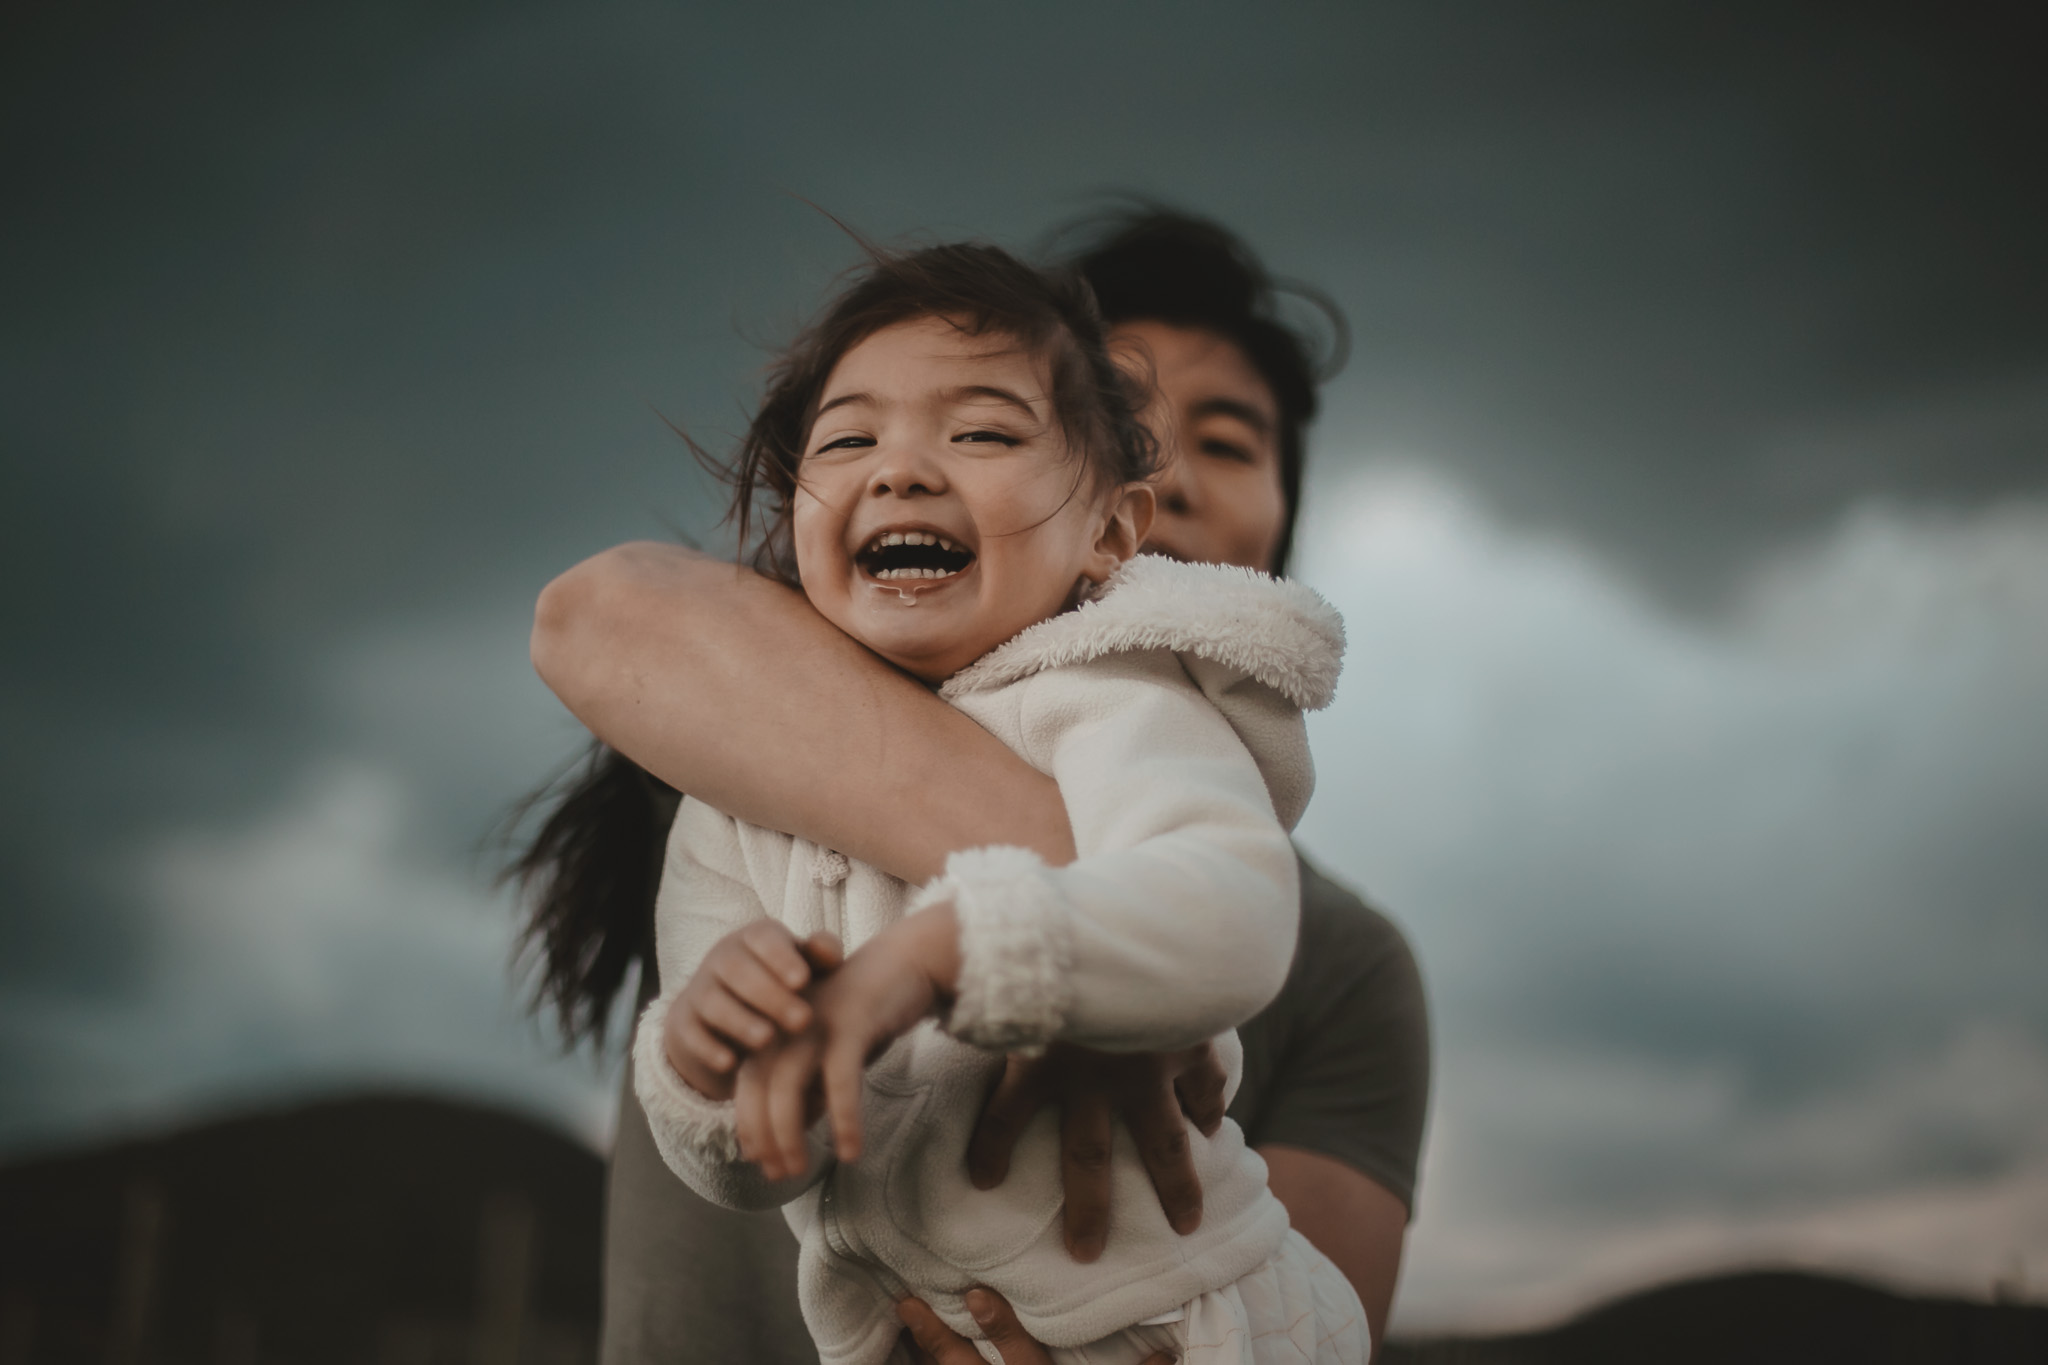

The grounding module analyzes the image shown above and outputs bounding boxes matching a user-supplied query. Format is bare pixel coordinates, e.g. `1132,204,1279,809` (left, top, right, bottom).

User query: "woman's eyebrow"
1189,396,1273,434
944,384,1041,418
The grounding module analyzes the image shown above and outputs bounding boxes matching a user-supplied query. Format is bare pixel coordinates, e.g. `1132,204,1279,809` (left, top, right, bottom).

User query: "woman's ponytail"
508,744,678,1046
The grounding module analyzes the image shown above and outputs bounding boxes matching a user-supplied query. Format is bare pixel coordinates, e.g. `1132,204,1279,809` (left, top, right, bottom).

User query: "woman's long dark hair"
507,746,678,1044
510,238,1158,1045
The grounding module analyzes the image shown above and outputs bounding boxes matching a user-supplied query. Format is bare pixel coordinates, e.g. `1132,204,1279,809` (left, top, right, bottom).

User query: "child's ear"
1080,484,1157,585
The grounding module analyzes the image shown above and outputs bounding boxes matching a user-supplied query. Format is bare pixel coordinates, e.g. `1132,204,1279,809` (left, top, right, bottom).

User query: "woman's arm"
1261,1147,1406,1359
530,541,1075,883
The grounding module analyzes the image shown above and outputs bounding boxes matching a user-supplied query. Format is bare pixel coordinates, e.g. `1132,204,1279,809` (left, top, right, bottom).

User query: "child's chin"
847,603,949,647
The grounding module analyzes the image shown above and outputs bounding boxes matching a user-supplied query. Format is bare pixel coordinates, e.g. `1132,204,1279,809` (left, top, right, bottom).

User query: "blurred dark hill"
0,1094,600,1364
1385,1269,2048,1364
2,1094,2042,1363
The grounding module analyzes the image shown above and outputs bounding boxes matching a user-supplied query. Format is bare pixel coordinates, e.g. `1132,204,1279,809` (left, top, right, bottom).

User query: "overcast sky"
4,1,2044,1330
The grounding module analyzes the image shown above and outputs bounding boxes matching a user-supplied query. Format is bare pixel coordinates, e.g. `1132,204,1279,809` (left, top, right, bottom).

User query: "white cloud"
1,760,617,1154
1398,1022,2048,1329
1291,466,2048,1328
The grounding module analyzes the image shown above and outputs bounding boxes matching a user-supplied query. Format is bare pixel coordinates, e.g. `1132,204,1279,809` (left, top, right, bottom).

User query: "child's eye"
954,430,1019,447
813,434,875,454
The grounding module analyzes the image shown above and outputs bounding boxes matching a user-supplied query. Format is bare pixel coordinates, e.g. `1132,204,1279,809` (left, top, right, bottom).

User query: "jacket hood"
941,555,1345,710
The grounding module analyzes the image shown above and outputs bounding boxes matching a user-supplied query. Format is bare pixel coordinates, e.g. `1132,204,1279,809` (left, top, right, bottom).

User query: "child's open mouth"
857,530,975,582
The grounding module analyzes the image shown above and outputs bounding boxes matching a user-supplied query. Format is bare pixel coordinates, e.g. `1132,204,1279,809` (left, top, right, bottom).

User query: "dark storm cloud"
10,4,2043,602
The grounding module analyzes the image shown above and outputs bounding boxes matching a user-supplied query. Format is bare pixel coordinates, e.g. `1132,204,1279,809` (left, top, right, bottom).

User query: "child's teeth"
872,565,962,581
865,530,970,554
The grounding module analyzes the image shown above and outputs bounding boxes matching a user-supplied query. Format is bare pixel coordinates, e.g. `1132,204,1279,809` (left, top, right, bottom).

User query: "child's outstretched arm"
937,660,1305,1056
735,905,962,1179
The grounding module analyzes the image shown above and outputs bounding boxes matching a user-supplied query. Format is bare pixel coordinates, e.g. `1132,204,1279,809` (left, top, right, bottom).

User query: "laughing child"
632,242,1360,1365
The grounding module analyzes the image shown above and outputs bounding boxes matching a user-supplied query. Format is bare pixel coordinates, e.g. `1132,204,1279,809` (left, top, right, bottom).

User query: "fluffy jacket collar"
941,555,1345,710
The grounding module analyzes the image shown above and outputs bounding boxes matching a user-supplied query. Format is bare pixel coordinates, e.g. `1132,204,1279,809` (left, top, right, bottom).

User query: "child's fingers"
673,1012,737,1075
734,1056,778,1181
718,950,814,1034
766,1039,819,1178
738,920,816,991
694,984,782,1052
822,1033,868,1164
801,931,845,972
663,994,734,1074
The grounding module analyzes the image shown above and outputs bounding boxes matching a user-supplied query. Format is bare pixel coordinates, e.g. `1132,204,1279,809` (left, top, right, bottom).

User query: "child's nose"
867,442,948,498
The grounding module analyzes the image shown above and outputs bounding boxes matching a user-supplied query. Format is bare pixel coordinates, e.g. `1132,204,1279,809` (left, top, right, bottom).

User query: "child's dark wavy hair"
511,240,1158,1046
719,239,1161,585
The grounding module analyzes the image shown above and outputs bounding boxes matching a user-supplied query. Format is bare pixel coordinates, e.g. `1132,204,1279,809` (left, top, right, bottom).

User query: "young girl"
631,242,1359,1365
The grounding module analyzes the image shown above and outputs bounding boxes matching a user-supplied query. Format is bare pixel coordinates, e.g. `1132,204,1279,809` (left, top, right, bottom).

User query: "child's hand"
734,906,961,1180
663,921,844,1100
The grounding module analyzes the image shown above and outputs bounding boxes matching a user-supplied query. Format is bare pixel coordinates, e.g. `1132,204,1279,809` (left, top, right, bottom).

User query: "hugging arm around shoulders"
530,541,1075,883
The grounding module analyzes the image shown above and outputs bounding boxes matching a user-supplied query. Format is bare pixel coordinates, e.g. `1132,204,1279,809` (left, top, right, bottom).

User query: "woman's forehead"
1110,319,1276,422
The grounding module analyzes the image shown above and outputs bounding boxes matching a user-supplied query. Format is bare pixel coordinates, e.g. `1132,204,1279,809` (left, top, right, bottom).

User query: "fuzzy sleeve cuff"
912,846,1076,1054
631,991,742,1166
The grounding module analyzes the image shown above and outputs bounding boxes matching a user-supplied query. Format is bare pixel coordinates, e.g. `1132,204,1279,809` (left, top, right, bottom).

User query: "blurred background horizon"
5,1,2044,1335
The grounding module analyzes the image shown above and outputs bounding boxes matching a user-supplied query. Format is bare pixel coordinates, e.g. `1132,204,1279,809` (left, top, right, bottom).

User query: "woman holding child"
521,211,1430,1363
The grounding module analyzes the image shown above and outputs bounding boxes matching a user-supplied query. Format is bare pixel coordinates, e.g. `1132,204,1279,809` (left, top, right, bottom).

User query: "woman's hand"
734,905,962,1179
967,1041,1228,1261
897,1288,1175,1365
662,921,843,1099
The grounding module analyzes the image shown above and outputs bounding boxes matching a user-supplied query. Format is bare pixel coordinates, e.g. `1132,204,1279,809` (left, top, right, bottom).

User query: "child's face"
791,316,1146,684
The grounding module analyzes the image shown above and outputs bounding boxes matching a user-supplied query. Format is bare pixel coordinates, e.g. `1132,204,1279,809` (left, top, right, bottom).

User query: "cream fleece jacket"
631,556,1346,1365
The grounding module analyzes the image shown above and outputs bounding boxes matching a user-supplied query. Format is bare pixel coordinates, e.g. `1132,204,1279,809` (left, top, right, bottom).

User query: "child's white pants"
971,1229,1369,1365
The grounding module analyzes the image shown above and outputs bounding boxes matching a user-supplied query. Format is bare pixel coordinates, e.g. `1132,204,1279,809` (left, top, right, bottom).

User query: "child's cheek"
789,488,839,582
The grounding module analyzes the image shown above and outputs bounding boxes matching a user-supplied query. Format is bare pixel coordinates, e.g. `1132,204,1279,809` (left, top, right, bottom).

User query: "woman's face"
1114,320,1289,573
